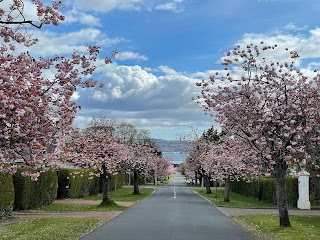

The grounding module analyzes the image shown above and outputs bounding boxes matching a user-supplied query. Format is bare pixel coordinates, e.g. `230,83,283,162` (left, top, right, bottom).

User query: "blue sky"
24,0,320,140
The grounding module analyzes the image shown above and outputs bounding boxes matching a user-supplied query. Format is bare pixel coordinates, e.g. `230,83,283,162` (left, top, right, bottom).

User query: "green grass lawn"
33,203,127,212
196,188,277,208
198,188,320,239
0,218,105,240
84,187,155,202
25,187,154,212
0,187,155,239
235,215,320,240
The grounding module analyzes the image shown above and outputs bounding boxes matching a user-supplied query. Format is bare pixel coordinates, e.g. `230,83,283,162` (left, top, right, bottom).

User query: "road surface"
81,173,255,240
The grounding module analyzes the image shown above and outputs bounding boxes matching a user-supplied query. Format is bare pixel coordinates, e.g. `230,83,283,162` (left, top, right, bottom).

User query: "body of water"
162,152,187,164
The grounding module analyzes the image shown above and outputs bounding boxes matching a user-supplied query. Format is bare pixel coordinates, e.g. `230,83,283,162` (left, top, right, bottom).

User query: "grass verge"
84,187,155,202
196,188,276,208
32,203,127,212
0,218,105,240
235,215,320,240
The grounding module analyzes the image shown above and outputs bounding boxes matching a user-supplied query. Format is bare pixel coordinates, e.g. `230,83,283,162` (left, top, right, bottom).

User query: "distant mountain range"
154,139,193,153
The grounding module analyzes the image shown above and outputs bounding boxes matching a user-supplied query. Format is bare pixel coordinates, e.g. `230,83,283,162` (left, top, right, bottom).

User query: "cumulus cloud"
76,63,199,112
117,51,148,61
92,91,109,102
230,28,320,67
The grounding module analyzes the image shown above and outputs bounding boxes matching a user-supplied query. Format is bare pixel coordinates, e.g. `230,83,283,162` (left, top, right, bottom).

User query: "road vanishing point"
81,173,255,240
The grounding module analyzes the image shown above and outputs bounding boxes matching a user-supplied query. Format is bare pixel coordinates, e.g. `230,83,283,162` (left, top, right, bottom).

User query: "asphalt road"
81,173,255,240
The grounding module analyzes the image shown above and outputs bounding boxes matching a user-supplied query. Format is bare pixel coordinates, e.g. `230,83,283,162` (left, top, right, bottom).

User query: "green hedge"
13,168,58,210
0,173,14,218
309,175,320,206
110,172,125,190
99,172,125,192
231,176,298,207
58,168,100,199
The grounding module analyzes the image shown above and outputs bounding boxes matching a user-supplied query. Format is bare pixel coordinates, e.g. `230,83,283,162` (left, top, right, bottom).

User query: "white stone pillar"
297,170,311,210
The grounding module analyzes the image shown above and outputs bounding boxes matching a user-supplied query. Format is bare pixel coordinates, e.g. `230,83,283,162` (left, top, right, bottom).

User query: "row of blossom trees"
61,117,172,205
0,1,173,206
185,128,259,201
0,0,112,179
193,42,320,227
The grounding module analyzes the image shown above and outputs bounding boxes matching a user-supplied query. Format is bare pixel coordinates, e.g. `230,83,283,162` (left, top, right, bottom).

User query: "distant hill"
154,139,192,153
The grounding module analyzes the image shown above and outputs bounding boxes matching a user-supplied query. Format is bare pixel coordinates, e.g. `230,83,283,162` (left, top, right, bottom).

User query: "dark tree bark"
204,174,212,194
224,176,231,202
133,170,140,194
257,174,262,201
275,160,291,227
101,171,112,205
195,171,198,185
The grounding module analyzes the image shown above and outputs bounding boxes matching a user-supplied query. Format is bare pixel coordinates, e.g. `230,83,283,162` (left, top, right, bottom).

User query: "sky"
22,0,320,140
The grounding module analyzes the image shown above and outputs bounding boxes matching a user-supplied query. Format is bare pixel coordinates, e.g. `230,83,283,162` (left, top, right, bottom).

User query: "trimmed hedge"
309,175,320,206
13,168,58,210
111,172,125,190
58,168,100,199
99,172,125,192
231,176,298,207
0,173,14,218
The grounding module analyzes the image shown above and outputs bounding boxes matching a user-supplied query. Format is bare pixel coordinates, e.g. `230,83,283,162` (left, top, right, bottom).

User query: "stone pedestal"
297,170,311,210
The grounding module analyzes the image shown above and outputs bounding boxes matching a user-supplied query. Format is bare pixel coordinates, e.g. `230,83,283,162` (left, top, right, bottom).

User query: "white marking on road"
174,187,176,199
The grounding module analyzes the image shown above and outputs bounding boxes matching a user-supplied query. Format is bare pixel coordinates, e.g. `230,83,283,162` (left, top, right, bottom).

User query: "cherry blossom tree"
200,137,259,201
196,42,320,227
0,0,65,46
114,122,163,193
128,143,158,194
0,1,115,178
185,127,221,193
61,120,132,205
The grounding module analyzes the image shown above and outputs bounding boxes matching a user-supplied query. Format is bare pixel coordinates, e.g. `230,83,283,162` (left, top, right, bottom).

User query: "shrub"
58,168,100,199
13,168,57,210
0,173,14,218
99,172,125,192
231,176,298,207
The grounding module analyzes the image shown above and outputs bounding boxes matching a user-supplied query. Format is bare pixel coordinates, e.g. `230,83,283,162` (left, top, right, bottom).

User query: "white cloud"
117,51,148,61
17,28,124,57
71,92,80,101
75,0,142,12
154,0,185,13
92,90,109,102
158,65,180,75
63,7,101,26
284,23,308,32
232,28,320,66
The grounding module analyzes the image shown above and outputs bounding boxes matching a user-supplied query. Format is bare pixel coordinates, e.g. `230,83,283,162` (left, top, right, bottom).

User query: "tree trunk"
224,176,230,202
133,171,140,194
195,171,198,185
275,161,291,227
257,174,262,201
204,174,212,194
101,172,112,204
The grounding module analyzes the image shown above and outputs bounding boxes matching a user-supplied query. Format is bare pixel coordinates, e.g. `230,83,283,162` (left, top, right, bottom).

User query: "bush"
58,168,100,199
13,168,58,210
286,177,298,207
99,172,125,192
231,176,298,207
0,173,14,218
113,172,125,190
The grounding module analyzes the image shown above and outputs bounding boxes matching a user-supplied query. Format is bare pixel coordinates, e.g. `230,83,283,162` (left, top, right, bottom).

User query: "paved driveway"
81,173,255,240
